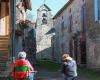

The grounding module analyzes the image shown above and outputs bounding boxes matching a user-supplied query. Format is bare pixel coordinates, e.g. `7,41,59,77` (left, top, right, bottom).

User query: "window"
69,8,72,32
61,43,65,54
42,18,47,24
94,0,100,21
61,21,64,36
42,13,47,17
62,16,63,19
69,15,72,32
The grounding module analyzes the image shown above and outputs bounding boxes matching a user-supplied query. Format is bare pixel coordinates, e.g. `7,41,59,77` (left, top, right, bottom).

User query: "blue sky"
27,0,69,20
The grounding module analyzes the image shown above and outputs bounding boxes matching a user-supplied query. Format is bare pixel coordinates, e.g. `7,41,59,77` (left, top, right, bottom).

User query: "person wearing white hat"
12,51,35,80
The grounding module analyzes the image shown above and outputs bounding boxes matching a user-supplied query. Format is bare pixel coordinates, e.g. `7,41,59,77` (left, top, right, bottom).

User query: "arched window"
42,18,47,24
42,13,47,17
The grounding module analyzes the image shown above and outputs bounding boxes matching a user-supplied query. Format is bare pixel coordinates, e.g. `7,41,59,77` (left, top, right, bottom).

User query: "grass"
35,60,60,71
78,66,100,80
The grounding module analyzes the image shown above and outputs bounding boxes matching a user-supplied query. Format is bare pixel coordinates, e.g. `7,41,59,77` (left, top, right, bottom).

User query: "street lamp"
10,0,16,62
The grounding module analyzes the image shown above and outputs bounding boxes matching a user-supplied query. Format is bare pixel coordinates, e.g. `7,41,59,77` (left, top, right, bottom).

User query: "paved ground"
35,69,64,80
35,69,90,80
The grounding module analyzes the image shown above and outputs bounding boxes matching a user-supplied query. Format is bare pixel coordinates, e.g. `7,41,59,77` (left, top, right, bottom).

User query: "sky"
26,0,69,21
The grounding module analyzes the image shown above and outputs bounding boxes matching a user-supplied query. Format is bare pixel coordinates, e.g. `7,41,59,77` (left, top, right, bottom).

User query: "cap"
18,51,26,59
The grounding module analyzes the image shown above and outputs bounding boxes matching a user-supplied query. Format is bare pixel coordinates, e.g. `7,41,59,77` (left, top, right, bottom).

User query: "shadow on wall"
36,47,54,60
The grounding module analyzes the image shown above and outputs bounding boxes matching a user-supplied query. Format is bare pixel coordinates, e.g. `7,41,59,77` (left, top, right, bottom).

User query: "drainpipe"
10,0,16,62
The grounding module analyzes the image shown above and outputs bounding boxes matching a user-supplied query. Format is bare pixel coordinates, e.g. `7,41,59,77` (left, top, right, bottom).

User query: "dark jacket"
61,59,77,77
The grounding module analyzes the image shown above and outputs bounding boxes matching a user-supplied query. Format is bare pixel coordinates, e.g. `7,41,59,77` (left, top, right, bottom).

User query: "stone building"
86,0,100,69
15,0,33,56
53,0,86,64
36,4,53,60
0,0,35,76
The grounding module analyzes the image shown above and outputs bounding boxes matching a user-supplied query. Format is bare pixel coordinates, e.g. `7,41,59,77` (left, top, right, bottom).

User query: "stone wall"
86,0,100,69
53,0,82,63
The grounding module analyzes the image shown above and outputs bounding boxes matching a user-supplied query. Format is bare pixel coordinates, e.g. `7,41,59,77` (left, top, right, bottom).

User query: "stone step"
0,63,6,67
0,36,9,48
0,61,11,77
0,46,8,49
0,63,7,72
0,54,9,58
0,66,6,70
0,50,8,53
0,52,9,61
0,36,9,39
0,53,9,56
0,58,9,61
0,54,9,57
0,57,8,61
0,48,8,51
0,50,9,53
0,40,8,43
0,40,8,42
0,36,9,77
0,37,8,40
0,42,8,46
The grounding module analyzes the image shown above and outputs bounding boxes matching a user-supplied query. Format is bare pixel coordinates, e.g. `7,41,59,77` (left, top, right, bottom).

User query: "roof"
53,0,74,19
46,28,56,34
37,4,51,11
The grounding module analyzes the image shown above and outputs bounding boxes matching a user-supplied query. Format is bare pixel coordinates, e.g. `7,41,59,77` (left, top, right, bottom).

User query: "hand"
64,62,68,65
31,71,37,73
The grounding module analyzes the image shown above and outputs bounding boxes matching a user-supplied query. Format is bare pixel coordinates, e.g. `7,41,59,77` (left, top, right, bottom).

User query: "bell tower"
36,4,53,59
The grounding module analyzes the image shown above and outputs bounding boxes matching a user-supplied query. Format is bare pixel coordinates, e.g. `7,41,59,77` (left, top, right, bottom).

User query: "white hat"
18,51,26,59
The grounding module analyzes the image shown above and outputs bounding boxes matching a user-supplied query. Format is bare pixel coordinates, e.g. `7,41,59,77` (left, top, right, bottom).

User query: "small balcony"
18,20,30,29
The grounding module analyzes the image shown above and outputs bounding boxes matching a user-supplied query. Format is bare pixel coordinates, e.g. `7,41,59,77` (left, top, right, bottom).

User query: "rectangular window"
61,21,64,36
69,15,72,32
94,0,100,21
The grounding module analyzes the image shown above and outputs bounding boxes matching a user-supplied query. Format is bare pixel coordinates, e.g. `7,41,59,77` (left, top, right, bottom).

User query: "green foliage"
36,60,60,72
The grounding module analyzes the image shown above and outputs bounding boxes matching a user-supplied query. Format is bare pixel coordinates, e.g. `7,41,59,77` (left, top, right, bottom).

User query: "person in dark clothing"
61,54,77,80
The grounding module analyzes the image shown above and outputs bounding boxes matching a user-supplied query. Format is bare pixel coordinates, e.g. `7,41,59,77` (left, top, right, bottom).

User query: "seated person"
12,51,34,80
